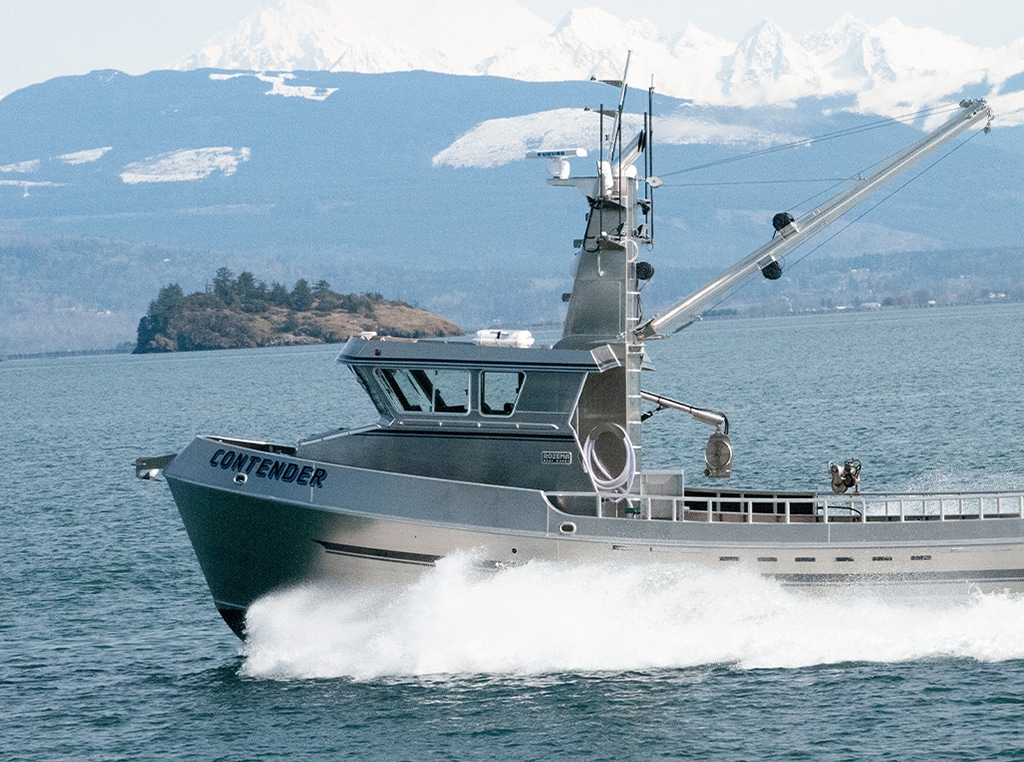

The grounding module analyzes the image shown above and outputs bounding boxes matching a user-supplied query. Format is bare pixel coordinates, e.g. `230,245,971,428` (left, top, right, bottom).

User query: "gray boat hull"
165,436,1024,635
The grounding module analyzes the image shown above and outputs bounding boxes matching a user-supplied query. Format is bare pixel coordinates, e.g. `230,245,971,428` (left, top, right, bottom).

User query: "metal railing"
547,473,1024,524
818,492,1024,523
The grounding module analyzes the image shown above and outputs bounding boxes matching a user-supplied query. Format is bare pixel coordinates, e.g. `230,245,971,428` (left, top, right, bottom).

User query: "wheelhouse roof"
337,335,622,373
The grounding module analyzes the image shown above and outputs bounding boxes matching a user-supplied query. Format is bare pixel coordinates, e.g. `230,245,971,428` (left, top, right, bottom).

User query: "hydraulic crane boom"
636,99,993,339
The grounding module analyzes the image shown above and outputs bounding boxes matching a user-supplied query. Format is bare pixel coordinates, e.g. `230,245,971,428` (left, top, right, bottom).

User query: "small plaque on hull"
542,451,573,465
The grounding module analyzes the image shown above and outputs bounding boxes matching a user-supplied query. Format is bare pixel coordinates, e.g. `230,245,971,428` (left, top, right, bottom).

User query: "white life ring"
583,422,636,495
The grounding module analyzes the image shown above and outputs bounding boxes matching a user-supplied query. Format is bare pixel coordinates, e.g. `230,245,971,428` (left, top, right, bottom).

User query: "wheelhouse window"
480,371,524,416
377,368,468,414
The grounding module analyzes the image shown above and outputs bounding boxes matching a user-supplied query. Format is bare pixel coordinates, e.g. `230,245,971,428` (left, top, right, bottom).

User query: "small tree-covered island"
134,268,462,353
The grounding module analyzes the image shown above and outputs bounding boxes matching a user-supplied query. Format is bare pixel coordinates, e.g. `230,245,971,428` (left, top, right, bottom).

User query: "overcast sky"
2,0,1022,100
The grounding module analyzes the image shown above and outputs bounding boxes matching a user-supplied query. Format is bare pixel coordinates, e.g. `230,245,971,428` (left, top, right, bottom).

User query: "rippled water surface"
4,303,1024,760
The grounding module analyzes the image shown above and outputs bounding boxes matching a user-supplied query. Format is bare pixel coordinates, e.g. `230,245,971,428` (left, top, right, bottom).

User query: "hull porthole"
559,521,577,534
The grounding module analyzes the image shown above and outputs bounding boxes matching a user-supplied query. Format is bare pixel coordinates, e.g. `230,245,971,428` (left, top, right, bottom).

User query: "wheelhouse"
338,333,622,432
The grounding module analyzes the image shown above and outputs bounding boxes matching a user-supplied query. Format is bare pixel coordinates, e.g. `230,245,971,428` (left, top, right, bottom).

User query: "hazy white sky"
2,0,1022,100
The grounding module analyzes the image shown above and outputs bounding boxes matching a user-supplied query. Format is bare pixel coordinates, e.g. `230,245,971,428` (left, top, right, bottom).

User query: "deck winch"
830,458,862,494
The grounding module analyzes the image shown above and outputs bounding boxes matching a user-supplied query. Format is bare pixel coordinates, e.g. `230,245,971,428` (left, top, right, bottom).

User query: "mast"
530,55,654,494
637,99,994,339
551,53,649,350
532,82,991,490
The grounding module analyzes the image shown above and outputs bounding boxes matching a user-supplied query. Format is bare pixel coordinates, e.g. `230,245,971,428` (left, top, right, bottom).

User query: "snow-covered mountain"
178,0,551,75
719,19,820,102
176,1,1024,121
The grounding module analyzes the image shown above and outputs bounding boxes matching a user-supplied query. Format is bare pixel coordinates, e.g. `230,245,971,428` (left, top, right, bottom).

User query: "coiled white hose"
583,423,636,495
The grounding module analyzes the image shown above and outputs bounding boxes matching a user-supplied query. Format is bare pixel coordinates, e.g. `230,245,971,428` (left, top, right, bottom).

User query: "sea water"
4,303,1024,760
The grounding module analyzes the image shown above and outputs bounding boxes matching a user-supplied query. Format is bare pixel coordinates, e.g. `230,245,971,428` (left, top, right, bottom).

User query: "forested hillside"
134,267,461,353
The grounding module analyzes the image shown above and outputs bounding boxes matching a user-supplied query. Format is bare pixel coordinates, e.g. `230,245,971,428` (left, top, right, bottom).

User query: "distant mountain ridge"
176,2,1024,120
1,68,1021,355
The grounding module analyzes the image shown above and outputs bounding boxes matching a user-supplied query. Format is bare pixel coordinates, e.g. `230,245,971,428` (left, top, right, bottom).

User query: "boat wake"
238,553,1024,680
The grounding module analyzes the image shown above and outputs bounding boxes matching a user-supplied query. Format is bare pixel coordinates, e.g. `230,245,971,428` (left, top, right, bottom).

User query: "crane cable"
681,127,988,321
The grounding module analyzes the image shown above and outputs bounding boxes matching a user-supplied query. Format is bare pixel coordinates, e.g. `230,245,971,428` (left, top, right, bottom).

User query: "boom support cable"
656,104,964,179
680,128,988,322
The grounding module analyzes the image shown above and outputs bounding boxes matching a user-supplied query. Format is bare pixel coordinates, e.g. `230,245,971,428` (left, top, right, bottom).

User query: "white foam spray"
239,553,1024,680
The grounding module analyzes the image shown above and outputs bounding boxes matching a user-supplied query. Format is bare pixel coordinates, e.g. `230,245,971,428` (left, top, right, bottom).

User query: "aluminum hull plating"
165,436,1024,633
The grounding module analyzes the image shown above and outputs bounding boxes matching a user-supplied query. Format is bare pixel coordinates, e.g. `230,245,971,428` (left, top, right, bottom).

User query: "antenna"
647,75,655,243
591,51,631,164
541,54,657,240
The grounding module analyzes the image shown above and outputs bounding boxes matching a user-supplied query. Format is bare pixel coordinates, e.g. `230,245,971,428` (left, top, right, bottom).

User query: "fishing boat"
138,63,1023,639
